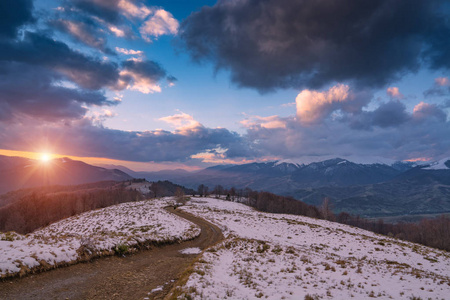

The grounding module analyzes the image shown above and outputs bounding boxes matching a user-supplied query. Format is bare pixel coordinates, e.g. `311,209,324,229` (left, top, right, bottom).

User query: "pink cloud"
386,87,404,99
140,9,179,41
118,0,152,20
413,102,447,122
435,77,450,87
296,84,369,125
159,112,202,133
118,69,161,93
115,47,144,56
241,115,286,129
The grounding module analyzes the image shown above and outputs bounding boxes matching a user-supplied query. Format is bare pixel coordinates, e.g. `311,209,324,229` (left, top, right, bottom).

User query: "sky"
0,0,450,171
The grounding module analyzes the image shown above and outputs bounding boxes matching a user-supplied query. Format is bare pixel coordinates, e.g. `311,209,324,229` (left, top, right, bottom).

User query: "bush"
114,243,129,256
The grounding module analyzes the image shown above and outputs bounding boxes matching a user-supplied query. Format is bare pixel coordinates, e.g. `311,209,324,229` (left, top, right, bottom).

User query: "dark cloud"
0,62,112,121
371,101,410,128
166,75,177,84
117,59,177,93
180,0,449,92
0,31,121,90
244,107,450,162
424,78,450,98
0,118,249,163
0,0,34,39
0,29,174,121
51,19,114,54
412,102,447,122
424,86,449,98
122,60,167,82
67,0,123,24
348,101,428,130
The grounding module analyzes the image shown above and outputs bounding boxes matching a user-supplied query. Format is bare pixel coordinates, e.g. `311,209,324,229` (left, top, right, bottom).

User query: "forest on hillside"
0,182,143,234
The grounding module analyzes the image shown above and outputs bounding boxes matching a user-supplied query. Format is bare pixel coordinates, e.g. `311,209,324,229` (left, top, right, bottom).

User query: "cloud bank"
180,0,450,92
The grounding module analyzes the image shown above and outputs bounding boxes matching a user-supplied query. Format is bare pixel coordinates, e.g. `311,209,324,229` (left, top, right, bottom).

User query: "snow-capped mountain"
422,157,450,170
121,157,450,218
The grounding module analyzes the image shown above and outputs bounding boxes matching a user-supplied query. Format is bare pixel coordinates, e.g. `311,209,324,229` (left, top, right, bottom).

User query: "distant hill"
96,163,191,182
0,156,133,195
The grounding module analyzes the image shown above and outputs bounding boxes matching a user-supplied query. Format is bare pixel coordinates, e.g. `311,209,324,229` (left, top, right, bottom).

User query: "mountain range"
105,157,450,219
1,154,449,220
106,157,442,191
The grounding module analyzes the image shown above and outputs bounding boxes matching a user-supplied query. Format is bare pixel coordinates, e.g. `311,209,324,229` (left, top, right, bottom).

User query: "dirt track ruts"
0,206,223,300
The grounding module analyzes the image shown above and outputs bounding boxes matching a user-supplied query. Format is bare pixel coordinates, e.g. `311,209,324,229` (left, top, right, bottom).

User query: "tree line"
0,182,143,234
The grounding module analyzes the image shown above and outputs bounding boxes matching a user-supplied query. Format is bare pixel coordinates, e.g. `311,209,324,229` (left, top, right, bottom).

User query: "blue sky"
0,0,450,170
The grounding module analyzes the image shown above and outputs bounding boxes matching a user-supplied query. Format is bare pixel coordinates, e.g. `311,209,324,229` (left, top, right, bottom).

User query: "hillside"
0,156,133,195
288,169,450,218
2,196,448,298
170,197,450,299
0,198,200,278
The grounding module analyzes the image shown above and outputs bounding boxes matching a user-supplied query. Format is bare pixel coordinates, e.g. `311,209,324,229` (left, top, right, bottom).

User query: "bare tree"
214,185,224,198
150,182,160,198
197,184,205,197
229,187,236,201
175,187,185,204
320,197,334,221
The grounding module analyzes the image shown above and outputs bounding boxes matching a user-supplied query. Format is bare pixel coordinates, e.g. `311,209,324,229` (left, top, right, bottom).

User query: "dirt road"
0,207,223,300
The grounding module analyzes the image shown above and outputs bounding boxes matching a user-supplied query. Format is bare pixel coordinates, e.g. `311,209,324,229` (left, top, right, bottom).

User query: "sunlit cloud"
159,112,201,131
424,77,450,98
118,70,161,93
435,77,450,87
116,60,172,94
241,115,286,129
281,102,296,108
118,0,152,20
296,84,370,125
108,25,126,37
140,9,179,41
413,102,447,122
386,87,404,99
191,149,276,165
405,157,432,162
115,47,144,56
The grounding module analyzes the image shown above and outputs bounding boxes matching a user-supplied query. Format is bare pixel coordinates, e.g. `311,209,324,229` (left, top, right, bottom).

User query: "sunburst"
40,153,51,162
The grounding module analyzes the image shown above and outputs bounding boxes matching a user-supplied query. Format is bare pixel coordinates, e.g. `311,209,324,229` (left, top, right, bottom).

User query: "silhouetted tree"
213,185,224,198
175,187,185,203
150,182,161,198
197,184,205,197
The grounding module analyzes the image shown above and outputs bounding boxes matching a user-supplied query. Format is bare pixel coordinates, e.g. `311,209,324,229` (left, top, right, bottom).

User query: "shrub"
114,243,129,256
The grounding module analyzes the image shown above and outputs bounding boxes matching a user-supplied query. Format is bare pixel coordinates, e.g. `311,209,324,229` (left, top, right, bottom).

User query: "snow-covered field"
0,198,200,278
175,197,450,300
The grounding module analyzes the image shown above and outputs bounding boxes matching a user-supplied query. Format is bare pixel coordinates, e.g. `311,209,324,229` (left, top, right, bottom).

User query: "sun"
40,153,51,162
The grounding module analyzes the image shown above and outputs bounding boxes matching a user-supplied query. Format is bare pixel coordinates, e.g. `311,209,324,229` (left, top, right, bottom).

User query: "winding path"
0,207,223,300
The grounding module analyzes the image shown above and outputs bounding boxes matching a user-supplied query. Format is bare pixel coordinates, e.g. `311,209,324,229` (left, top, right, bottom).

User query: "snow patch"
150,286,164,293
175,197,450,300
180,247,202,255
422,157,450,170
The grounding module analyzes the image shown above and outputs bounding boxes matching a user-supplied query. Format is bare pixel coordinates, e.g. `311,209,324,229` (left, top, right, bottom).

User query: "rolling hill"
0,156,132,194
